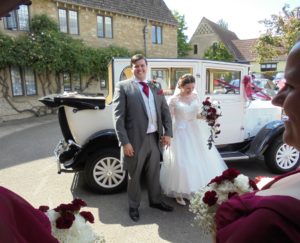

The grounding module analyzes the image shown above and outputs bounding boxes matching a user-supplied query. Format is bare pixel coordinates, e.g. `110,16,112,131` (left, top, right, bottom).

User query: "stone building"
188,17,287,74
0,0,178,121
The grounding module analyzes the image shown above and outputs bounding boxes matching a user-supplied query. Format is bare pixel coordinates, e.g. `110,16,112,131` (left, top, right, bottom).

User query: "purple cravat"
139,81,149,97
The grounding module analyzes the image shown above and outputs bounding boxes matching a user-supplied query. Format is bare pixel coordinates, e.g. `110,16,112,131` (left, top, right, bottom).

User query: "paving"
0,114,57,139
0,114,211,243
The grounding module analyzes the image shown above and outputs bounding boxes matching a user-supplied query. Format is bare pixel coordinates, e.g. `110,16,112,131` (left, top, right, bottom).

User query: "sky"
163,0,299,41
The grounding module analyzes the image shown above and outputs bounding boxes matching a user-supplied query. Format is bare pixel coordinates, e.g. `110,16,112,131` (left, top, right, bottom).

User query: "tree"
0,33,14,99
203,42,234,61
0,14,133,116
217,19,228,30
173,11,192,57
255,5,300,62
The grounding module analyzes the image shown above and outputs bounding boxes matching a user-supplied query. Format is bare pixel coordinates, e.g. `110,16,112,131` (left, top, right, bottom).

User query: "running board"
220,151,249,161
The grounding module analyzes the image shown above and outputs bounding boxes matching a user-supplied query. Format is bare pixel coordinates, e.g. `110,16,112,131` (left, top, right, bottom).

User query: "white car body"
40,58,299,194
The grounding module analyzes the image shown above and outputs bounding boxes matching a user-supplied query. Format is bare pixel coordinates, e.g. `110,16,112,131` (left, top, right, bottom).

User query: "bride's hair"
177,74,195,88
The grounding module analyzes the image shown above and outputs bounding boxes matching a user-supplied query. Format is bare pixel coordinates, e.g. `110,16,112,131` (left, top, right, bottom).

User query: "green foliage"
30,14,59,33
0,32,14,69
86,45,132,80
255,6,300,62
203,42,234,61
0,14,132,84
217,19,228,30
173,11,192,57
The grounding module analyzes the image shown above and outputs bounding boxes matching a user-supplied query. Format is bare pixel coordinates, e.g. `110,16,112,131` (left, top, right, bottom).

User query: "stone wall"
0,0,177,122
187,22,220,58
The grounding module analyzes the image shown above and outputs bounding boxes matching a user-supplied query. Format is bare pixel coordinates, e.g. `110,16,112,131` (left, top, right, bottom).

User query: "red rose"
203,190,218,206
202,100,211,106
54,203,76,213
209,175,223,185
56,212,75,229
222,168,240,181
80,211,95,223
249,179,258,190
157,89,163,95
72,198,87,207
208,107,216,113
38,205,49,212
228,192,238,199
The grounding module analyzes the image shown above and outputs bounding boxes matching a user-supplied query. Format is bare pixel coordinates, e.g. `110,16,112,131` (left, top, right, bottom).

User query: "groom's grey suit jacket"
113,78,172,176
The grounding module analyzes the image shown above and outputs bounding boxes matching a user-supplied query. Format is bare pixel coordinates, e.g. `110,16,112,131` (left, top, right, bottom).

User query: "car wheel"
84,148,127,194
265,138,300,174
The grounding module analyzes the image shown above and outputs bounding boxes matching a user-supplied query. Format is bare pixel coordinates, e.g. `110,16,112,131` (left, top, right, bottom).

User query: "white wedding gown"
160,93,227,199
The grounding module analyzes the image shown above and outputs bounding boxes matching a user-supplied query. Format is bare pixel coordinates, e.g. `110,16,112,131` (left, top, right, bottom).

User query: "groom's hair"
131,54,148,67
178,74,195,88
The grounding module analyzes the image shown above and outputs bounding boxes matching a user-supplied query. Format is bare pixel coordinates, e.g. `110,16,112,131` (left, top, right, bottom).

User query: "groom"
113,54,173,221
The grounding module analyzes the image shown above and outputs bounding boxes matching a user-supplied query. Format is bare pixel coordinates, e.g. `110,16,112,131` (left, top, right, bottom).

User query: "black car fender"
72,129,119,169
246,120,284,158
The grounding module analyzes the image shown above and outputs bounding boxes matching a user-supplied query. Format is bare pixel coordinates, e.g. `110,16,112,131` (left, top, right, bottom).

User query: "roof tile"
55,0,177,25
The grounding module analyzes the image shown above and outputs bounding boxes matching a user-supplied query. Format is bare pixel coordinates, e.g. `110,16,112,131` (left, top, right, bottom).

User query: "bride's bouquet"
189,168,258,234
199,97,222,149
39,199,105,243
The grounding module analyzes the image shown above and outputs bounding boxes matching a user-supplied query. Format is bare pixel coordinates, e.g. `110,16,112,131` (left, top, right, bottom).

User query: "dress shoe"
129,207,139,222
149,202,173,212
176,197,186,206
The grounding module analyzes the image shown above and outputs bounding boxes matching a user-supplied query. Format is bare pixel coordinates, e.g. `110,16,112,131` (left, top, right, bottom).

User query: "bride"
160,74,227,205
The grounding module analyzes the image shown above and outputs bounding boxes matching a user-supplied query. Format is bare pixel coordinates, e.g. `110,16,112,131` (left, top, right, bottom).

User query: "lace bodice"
168,93,200,123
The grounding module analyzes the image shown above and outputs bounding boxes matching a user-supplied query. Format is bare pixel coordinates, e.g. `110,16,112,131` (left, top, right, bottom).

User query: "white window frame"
11,66,37,97
97,15,112,38
152,25,162,44
58,9,79,35
4,5,29,31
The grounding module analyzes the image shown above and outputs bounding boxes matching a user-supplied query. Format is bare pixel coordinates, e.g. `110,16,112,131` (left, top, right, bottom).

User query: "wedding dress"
160,93,227,199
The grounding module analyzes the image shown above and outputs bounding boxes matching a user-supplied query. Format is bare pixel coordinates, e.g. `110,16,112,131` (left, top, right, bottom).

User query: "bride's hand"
197,113,205,119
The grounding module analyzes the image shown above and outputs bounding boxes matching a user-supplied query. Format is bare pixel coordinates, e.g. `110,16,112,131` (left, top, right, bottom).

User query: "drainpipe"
143,19,149,57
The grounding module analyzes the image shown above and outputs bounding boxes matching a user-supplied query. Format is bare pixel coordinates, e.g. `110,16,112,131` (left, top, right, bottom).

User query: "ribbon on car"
242,75,271,101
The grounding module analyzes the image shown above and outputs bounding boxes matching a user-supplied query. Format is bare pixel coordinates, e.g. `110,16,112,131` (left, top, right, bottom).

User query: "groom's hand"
161,136,171,148
123,143,134,157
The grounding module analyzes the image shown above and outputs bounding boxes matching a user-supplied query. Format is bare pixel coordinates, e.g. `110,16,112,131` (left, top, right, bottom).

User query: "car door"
201,62,249,145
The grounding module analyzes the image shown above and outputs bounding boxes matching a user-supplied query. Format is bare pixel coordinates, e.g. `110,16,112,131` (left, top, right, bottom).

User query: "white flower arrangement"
46,210,105,243
189,168,258,234
39,199,105,243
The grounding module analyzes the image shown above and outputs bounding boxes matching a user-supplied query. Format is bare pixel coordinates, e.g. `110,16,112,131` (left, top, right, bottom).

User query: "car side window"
151,68,192,96
206,69,241,95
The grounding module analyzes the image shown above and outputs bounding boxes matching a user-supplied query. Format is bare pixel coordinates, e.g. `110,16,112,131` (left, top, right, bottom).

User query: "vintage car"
40,58,299,194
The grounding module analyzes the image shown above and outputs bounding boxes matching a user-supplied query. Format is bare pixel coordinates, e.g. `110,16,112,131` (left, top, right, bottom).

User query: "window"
151,69,169,91
97,16,112,38
194,45,198,54
119,66,133,81
58,9,79,35
152,25,162,44
206,69,241,95
62,73,81,92
72,73,81,91
11,66,37,96
4,5,29,31
260,63,277,72
151,68,192,96
24,67,37,95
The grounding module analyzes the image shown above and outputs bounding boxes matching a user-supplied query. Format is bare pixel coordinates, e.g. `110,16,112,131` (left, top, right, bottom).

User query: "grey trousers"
127,132,161,208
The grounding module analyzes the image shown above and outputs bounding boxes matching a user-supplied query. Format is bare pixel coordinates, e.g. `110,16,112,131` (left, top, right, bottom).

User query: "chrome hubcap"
93,157,126,188
276,144,299,169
